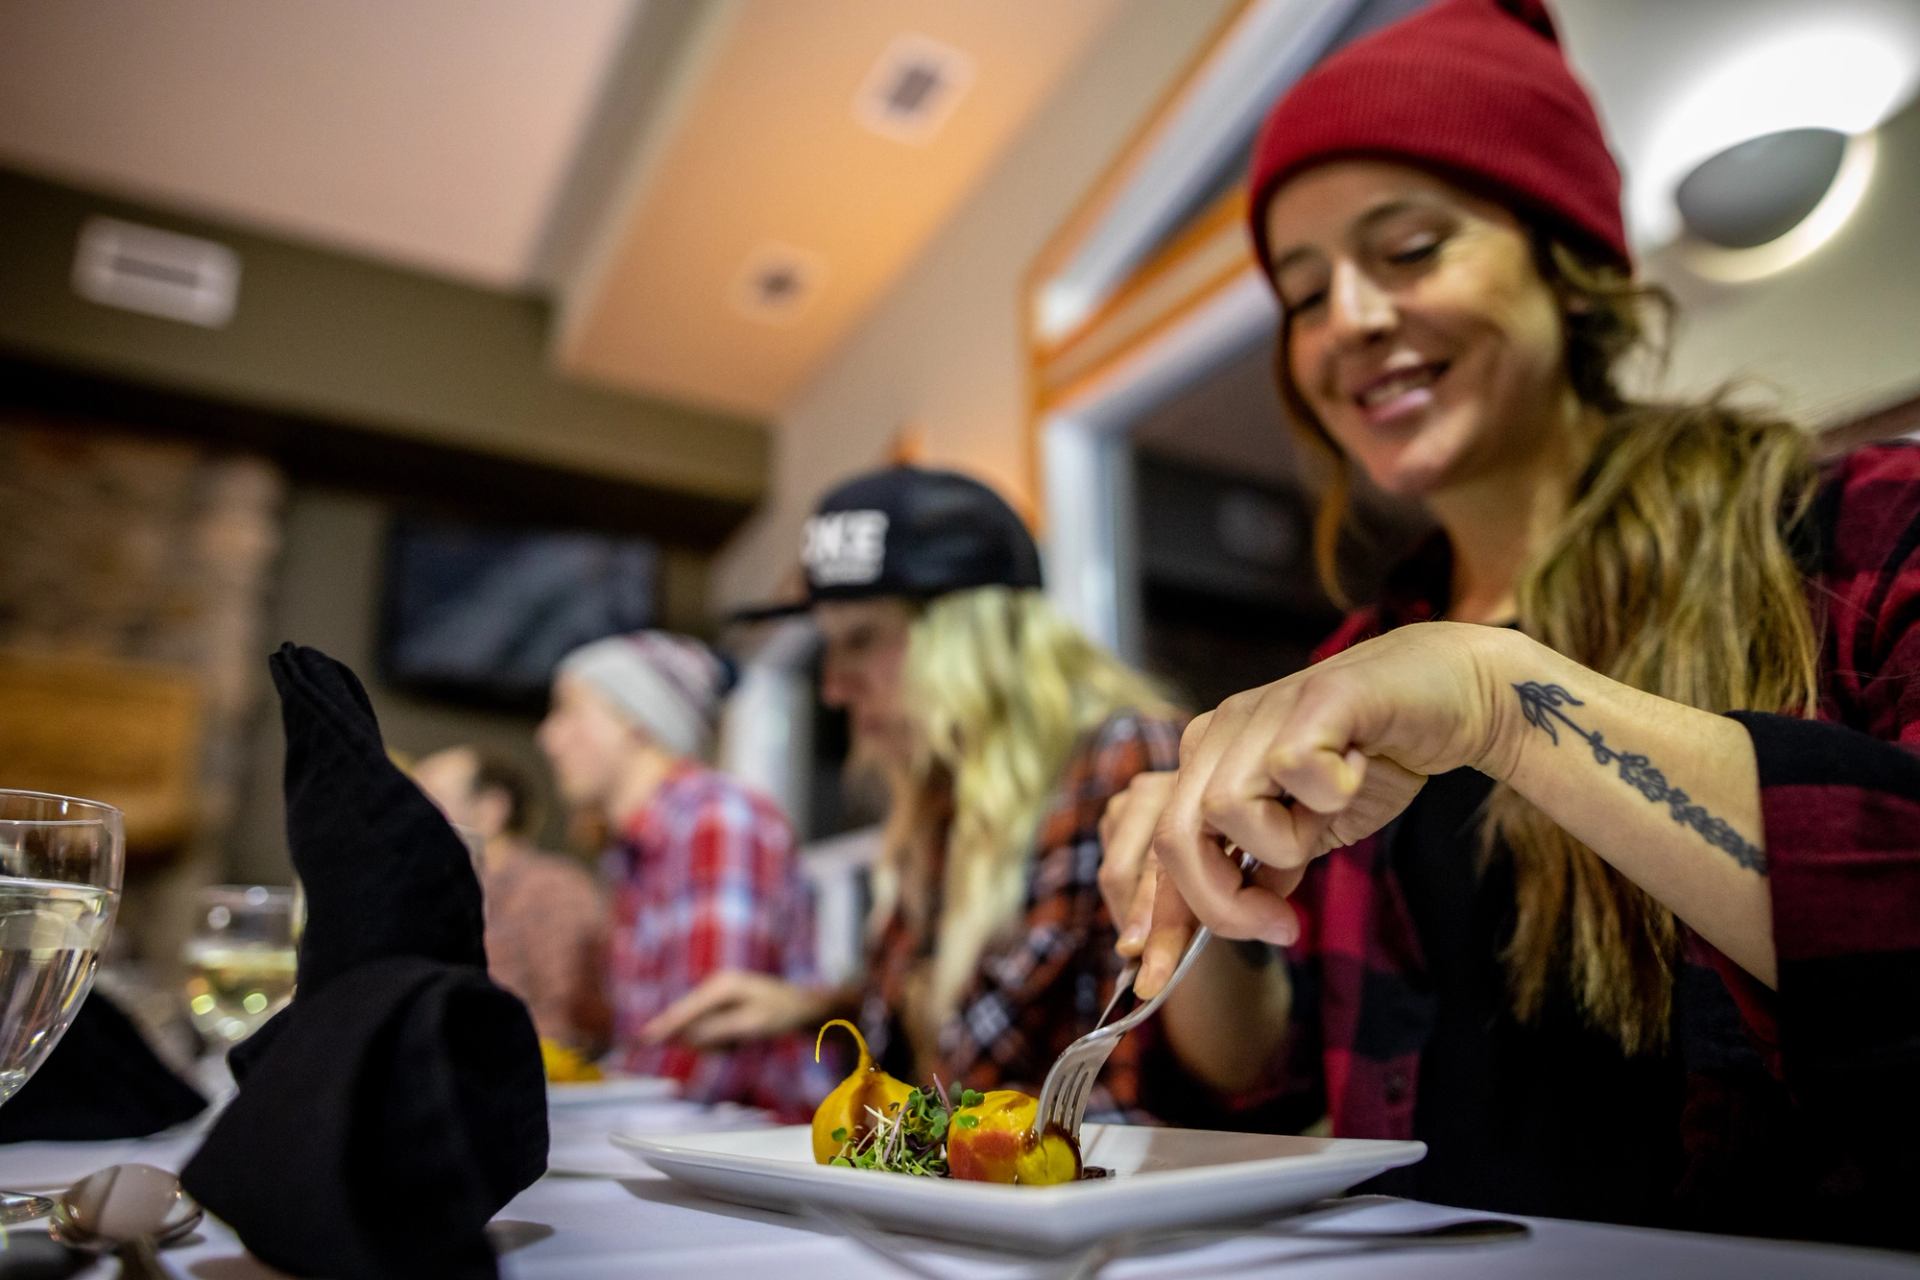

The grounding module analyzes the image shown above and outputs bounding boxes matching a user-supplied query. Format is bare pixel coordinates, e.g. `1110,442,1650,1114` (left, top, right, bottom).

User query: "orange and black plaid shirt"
857,710,1183,1119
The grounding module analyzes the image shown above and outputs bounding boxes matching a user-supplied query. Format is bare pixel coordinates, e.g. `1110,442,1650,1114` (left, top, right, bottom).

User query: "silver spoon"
48,1163,202,1279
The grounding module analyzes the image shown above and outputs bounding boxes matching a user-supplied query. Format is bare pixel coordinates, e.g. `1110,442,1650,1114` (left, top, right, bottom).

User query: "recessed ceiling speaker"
854,35,974,145
730,243,825,325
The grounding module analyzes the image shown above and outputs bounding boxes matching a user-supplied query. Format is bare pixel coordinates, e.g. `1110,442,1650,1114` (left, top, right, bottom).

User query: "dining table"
0,1086,1913,1280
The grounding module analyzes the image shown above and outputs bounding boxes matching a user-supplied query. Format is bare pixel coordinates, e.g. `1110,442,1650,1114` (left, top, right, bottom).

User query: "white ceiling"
0,0,638,290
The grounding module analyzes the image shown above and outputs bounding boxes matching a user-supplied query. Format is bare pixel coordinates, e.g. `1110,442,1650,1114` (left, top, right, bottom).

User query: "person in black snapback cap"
645,464,1186,1117
729,463,1044,620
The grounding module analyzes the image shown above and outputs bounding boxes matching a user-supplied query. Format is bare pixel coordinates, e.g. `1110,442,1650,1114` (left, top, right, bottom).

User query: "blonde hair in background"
871,586,1178,1032
1275,237,1821,1055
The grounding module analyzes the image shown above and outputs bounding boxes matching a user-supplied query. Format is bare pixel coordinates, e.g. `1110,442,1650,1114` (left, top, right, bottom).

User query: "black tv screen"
381,515,658,708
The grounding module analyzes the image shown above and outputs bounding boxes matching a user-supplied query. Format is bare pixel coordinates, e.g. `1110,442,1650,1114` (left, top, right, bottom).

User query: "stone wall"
0,414,283,973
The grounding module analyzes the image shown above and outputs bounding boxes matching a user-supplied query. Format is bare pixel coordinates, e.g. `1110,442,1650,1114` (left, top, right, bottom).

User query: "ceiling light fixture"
1630,22,1913,248
1678,128,1879,283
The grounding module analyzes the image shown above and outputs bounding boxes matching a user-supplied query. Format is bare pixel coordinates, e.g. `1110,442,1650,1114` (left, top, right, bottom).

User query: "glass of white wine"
0,789,124,1216
181,885,298,1047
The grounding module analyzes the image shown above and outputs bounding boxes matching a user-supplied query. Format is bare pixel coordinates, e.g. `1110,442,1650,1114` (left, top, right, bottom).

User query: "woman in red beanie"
1098,0,1920,1245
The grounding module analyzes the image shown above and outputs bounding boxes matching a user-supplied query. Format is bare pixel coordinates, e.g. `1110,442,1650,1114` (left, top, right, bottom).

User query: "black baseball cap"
732,465,1042,621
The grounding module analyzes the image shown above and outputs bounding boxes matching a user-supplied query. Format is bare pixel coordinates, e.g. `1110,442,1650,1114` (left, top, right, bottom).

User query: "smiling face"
1263,160,1576,501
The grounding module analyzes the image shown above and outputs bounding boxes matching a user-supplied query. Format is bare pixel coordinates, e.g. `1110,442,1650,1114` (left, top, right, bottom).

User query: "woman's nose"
1327,259,1397,341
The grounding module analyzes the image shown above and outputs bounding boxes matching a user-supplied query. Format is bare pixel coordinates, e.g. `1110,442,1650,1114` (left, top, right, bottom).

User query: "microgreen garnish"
828,1082,980,1177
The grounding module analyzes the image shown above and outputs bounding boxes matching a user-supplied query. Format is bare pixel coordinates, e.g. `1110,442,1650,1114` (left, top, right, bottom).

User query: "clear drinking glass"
181,885,298,1046
0,789,124,1216
0,790,123,1103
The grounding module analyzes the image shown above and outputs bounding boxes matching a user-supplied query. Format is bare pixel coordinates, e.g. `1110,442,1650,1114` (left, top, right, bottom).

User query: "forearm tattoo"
1513,681,1767,874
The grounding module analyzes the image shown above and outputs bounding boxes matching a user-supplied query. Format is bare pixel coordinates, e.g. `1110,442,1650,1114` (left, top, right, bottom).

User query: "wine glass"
0,789,124,1216
181,886,298,1047
0,790,123,1100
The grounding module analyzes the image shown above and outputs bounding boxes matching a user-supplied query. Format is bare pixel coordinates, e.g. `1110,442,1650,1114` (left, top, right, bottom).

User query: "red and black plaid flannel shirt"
607,762,819,1116
859,711,1184,1116
1142,443,1920,1246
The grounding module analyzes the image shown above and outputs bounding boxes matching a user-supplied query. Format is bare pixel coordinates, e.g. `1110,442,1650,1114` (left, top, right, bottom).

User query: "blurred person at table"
538,631,816,1113
1096,0,1920,1247
413,745,611,1056
647,466,1184,1117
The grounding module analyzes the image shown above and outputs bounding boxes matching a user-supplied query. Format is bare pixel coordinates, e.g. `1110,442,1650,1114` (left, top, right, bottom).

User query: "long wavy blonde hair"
1277,237,1822,1054
872,586,1178,1030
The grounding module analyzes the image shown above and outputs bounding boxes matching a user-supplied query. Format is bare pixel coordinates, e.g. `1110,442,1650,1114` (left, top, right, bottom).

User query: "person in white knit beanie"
553,631,729,761
537,631,817,1115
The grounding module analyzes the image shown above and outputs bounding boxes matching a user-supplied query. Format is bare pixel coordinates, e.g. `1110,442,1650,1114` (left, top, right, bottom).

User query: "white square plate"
612,1123,1425,1250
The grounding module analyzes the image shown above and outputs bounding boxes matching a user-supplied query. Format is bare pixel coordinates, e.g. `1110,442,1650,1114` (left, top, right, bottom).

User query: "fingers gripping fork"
1032,850,1260,1144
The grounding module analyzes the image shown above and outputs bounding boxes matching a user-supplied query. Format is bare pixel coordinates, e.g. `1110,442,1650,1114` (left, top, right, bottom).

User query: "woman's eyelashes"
1384,235,1441,266
1276,228,1446,321
1282,283,1328,316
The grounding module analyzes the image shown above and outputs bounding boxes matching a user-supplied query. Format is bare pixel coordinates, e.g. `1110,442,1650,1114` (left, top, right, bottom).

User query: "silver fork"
1032,850,1259,1144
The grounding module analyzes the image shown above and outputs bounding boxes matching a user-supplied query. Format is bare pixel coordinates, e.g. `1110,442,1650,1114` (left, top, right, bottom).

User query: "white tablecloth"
0,1098,1912,1279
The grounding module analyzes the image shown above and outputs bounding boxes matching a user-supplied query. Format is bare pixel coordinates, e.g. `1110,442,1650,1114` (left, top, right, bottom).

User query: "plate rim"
612,1122,1427,1204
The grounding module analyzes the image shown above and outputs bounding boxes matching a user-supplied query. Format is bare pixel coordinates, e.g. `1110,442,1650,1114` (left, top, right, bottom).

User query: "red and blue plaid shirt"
607,762,818,1116
1142,444,1920,1248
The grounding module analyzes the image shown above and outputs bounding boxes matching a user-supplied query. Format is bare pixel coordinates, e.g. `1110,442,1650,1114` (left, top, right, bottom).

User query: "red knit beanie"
1246,0,1629,275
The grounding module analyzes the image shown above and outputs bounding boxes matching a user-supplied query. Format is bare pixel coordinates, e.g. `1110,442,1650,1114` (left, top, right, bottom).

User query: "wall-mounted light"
1675,127,1879,282
1628,21,1913,271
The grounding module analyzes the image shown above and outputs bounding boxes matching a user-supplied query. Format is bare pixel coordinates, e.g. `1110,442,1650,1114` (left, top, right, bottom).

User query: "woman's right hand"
1098,771,1180,958
1100,770,1305,957
1098,770,1296,1093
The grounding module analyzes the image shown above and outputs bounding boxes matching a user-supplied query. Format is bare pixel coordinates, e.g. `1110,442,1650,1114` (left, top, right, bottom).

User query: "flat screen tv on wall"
380,515,658,710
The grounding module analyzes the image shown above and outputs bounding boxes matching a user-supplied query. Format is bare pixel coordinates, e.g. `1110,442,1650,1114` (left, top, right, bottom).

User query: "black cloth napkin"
181,644,547,1280
0,990,205,1143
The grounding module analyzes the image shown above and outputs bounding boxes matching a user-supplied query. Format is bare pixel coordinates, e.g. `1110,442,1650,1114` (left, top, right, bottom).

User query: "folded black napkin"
181,644,547,1280
0,990,205,1143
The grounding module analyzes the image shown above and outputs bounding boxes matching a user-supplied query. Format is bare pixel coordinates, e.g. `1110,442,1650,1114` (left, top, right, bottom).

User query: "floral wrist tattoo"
1513,681,1766,873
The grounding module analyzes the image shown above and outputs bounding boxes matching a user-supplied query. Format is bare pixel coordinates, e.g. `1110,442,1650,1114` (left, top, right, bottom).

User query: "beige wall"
1,418,281,975
711,0,1240,610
